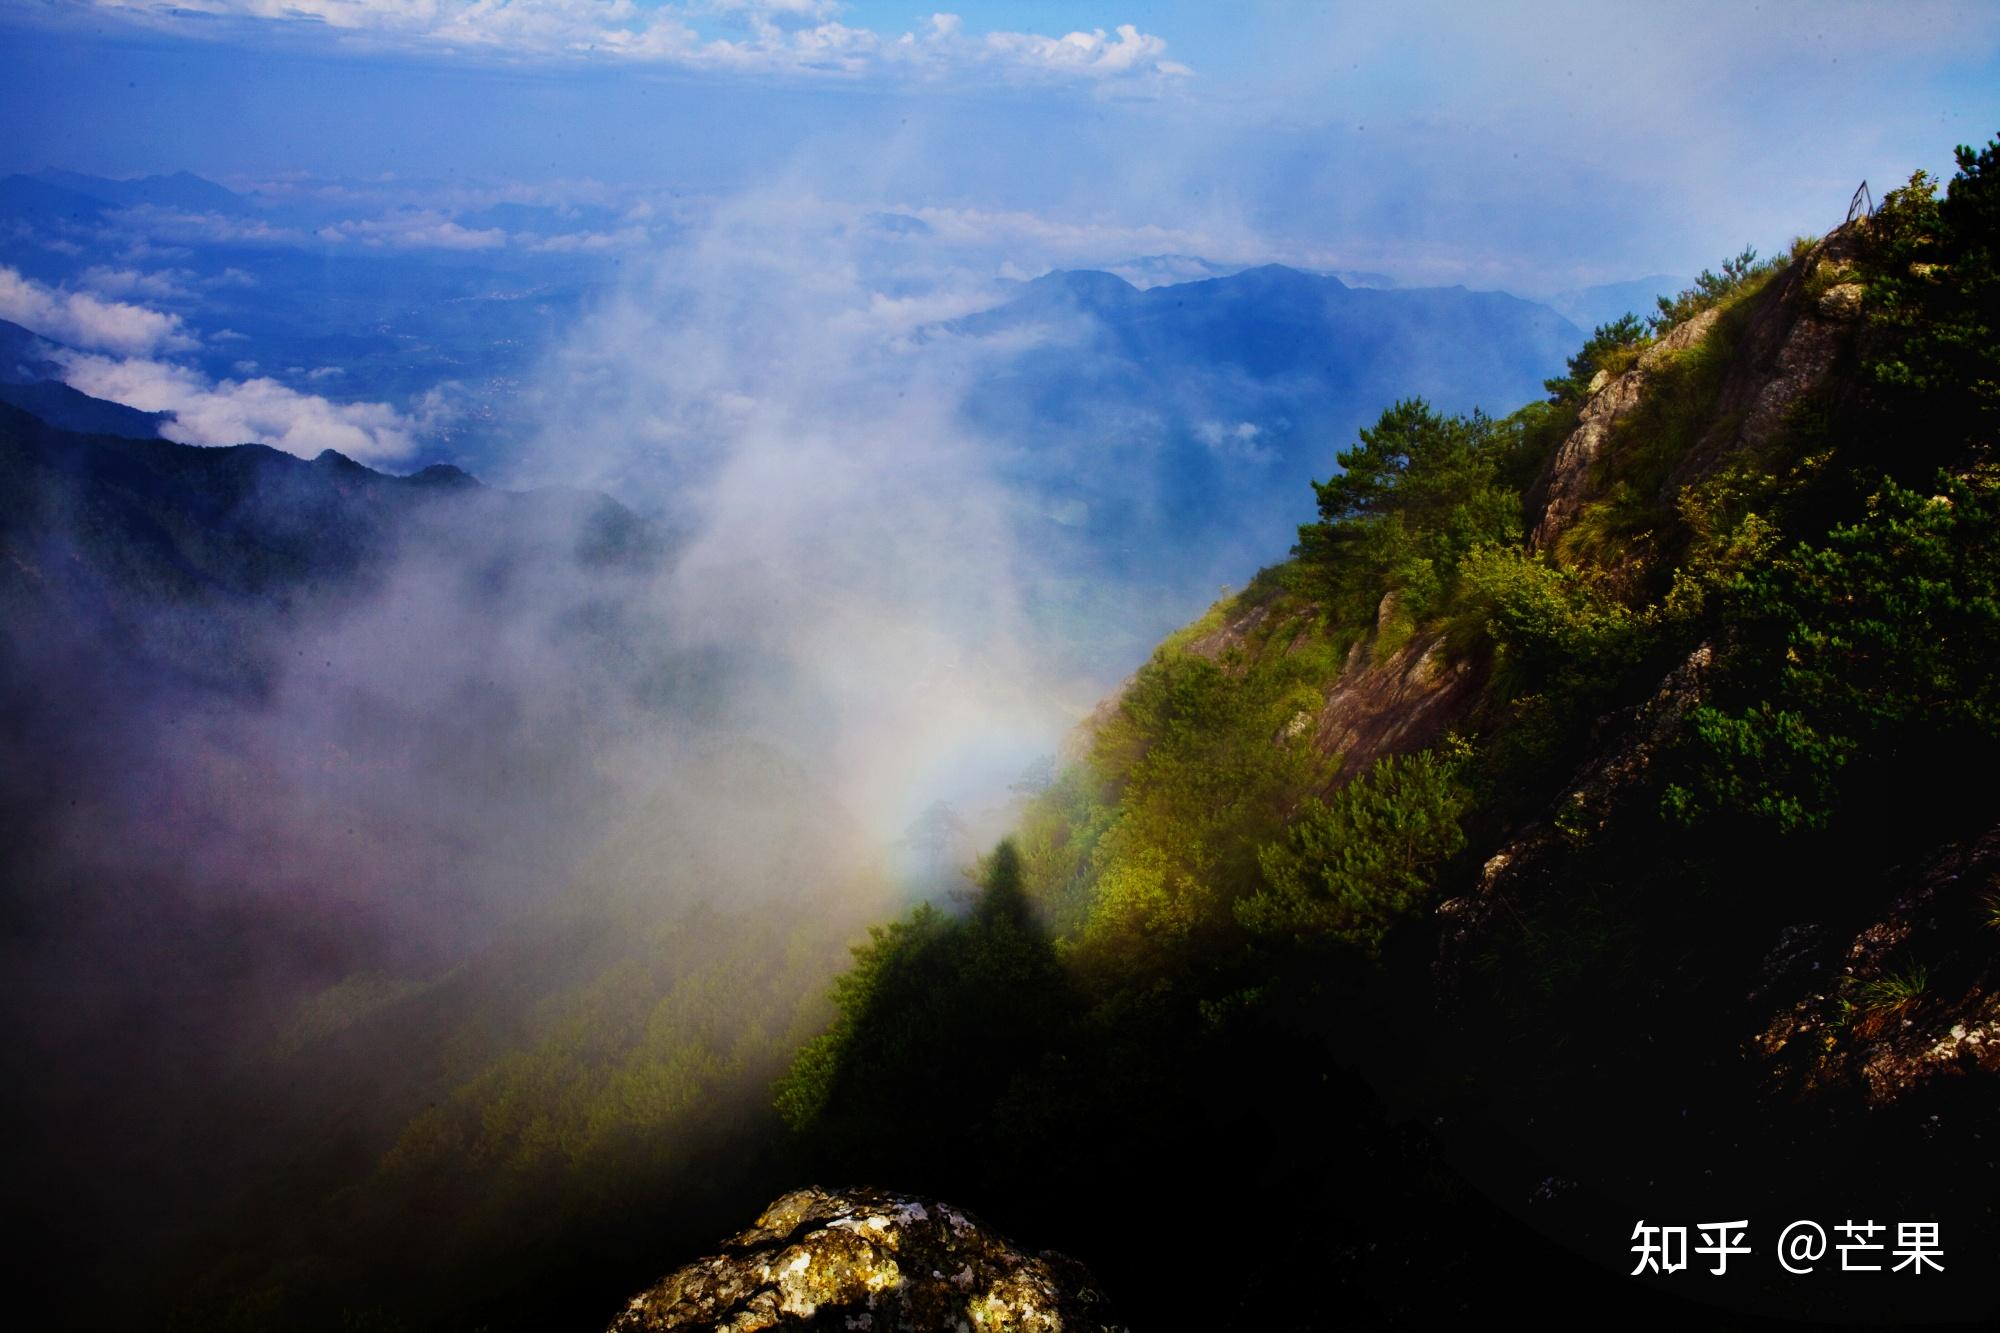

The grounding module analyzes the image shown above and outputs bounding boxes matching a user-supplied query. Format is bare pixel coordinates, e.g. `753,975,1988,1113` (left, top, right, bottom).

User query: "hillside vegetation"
775,143,2000,1325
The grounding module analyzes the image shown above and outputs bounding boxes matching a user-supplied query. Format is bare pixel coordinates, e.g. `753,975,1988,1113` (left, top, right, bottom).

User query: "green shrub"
775,841,1071,1153
1860,139,2000,479
1544,313,1648,403
1664,473,2000,833
1454,545,1649,687
1076,646,1337,969
1649,246,1776,332
1238,747,1470,956
1295,398,1524,627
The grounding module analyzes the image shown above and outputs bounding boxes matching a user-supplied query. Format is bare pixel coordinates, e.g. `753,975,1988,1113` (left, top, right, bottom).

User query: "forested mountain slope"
764,145,2000,1327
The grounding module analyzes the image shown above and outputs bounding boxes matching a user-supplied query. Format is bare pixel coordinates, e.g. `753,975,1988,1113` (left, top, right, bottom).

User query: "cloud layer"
1,264,424,461
0,265,197,355
56,348,422,461
68,1,1191,83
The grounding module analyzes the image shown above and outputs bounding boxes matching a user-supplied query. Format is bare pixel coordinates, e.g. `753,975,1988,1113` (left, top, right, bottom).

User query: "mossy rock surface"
608,1187,1120,1331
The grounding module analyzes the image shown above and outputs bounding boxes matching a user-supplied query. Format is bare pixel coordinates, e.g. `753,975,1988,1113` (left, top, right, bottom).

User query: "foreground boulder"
608,1187,1119,1331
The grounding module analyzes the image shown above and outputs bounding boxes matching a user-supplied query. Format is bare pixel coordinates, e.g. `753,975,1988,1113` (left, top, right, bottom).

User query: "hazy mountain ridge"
25,168,254,215
0,400,664,690
944,261,1582,608
0,318,170,436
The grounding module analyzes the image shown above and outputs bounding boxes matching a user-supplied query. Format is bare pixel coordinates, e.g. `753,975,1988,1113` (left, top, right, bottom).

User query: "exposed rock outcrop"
608,1187,1119,1332
1309,629,1485,784
1180,600,1275,660
1529,306,1724,550
1528,223,1869,552
1753,824,2000,1104
1660,224,1868,495
1177,594,1488,787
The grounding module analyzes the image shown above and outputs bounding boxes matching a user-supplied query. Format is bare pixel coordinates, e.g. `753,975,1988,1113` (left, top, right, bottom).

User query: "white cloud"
1194,419,1271,462
80,266,198,301
231,176,686,253
73,1,1192,83
511,186,1084,837
112,210,310,248
526,226,652,252
55,349,420,463
972,23,1183,78
315,212,508,251
410,381,468,436
0,265,199,356
862,200,1298,274
694,0,841,20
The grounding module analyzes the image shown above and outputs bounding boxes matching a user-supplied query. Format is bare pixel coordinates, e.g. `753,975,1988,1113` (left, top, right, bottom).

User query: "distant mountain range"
0,168,1670,673
1101,253,1399,290
0,168,1677,540
0,243,1591,675
0,169,251,222
944,262,1581,618
0,398,661,701
0,174,119,226
29,168,252,214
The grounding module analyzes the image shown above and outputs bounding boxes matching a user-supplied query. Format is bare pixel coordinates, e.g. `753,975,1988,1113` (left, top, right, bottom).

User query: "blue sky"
3,1,1999,288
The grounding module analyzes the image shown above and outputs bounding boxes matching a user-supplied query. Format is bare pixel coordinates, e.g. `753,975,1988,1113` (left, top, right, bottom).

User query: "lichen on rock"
607,1187,1120,1332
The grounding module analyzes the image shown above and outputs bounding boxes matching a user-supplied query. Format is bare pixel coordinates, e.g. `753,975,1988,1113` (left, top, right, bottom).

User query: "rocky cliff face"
1174,591,1486,787
1529,305,1726,551
608,1188,1118,1332
1142,227,1872,798
1529,222,1869,554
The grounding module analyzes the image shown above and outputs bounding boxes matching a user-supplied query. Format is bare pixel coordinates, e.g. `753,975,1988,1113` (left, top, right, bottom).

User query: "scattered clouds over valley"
0,264,196,355
54,346,422,461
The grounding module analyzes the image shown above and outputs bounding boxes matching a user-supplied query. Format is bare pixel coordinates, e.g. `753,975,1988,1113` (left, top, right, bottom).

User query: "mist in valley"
1,162,1158,1327
3,3,1996,1327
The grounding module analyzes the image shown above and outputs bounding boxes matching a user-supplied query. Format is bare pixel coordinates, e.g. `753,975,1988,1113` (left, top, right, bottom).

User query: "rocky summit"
607,1188,1119,1332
